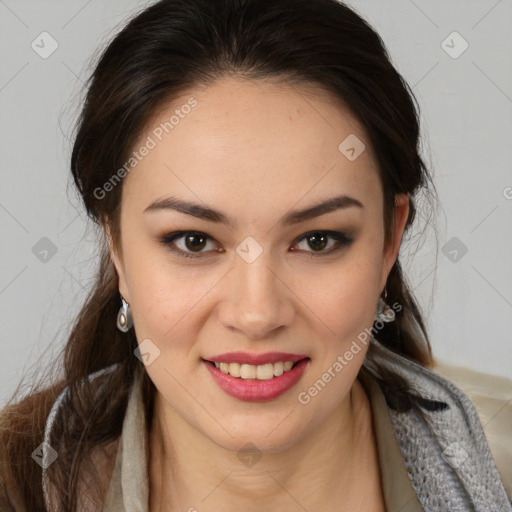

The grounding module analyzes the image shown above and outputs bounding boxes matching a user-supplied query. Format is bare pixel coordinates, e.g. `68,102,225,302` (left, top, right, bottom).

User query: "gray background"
1,0,511,405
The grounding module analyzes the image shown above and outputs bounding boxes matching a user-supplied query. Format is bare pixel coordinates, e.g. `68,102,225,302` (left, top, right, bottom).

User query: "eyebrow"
143,194,363,227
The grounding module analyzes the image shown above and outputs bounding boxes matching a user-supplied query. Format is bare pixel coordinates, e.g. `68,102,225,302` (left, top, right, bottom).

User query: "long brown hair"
0,0,438,509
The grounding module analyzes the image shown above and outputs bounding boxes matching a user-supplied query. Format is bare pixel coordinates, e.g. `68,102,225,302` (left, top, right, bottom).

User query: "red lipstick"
202,353,310,402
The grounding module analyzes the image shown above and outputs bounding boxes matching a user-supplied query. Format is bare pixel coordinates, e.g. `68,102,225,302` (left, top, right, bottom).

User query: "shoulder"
432,361,512,501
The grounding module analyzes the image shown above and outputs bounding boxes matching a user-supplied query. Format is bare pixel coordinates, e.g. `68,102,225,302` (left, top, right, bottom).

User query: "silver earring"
117,294,133,332
375,290,395,323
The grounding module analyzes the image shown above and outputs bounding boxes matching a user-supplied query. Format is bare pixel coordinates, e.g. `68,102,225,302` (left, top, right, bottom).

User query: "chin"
205,421,305,455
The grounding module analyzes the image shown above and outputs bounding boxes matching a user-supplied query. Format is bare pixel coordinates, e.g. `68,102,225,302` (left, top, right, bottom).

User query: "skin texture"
107,77,410,511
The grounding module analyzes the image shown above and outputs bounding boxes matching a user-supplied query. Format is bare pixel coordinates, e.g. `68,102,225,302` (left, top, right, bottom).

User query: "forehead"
121,77,381,219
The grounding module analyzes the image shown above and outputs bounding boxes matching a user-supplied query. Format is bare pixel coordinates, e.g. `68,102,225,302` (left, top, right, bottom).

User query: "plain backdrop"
1,0,511,405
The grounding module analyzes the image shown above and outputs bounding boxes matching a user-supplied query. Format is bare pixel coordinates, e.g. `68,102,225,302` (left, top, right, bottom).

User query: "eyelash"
158,230,354,260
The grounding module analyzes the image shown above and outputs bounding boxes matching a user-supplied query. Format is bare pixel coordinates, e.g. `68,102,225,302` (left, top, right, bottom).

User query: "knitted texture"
364,337,512,512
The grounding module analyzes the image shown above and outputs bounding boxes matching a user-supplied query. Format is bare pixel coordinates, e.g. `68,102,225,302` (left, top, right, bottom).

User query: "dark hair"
0,0,438,509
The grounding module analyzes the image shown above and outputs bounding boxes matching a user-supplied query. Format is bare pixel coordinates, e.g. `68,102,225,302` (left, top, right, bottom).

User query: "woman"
1,0,510,510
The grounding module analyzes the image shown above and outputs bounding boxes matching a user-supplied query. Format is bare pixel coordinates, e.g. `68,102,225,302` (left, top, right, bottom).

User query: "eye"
159,230,354,259
159,231,220,259
291,230,354,258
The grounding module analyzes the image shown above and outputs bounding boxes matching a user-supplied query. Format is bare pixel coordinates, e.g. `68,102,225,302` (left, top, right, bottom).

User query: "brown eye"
159,231,217,259
292,231,353,257
183,232,208,251
305,232,329,251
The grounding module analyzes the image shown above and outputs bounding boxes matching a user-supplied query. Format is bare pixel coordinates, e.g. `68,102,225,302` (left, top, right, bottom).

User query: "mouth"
202,357,309,379
202,357,311,402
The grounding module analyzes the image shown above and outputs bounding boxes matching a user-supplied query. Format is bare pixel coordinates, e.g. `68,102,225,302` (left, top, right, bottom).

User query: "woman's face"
108,77,409,453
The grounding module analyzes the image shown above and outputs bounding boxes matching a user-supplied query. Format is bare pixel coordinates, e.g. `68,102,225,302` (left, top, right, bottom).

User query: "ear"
379,193,410,292
105,223,131,303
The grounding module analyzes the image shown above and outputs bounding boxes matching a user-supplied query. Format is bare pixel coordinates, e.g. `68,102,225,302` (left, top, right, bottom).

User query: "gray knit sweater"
363,337,512,511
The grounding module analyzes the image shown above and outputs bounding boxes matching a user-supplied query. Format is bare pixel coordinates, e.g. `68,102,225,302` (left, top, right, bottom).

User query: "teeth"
214,360,297,379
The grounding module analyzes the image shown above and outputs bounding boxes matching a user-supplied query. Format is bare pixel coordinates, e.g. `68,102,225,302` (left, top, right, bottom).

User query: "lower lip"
203,358,310,402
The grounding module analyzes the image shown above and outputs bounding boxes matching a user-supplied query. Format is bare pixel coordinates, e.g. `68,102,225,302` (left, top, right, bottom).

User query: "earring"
117,293,133,332
375,288,395,323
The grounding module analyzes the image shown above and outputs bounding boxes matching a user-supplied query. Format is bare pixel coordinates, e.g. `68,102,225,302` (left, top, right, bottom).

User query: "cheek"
127,258,217,343
292,254,382,339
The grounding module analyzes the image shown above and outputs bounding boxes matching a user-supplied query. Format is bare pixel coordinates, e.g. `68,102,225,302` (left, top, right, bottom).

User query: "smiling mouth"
202,357,309,380
202,356,311,401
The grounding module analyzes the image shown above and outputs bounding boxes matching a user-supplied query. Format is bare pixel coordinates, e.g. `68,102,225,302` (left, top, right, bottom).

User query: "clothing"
43,339,512,511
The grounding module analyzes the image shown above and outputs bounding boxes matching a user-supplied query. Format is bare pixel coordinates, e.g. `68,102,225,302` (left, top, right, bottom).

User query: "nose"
218,252,295,340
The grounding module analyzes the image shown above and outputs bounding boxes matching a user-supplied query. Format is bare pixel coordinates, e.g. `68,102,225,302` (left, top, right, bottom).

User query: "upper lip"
204,352,309,365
